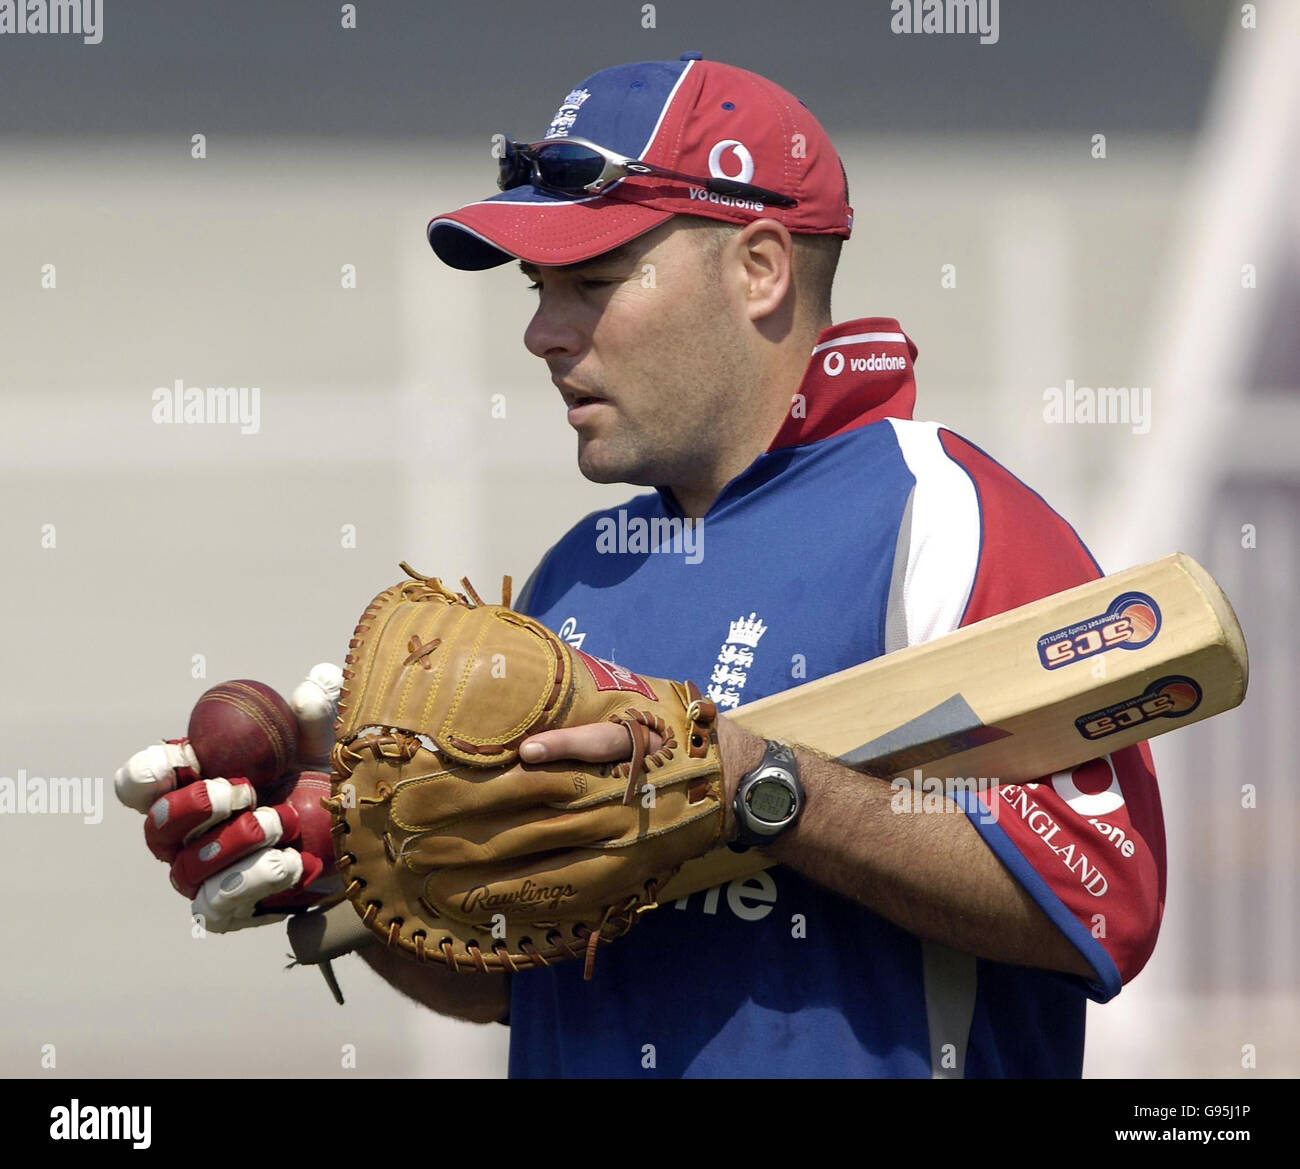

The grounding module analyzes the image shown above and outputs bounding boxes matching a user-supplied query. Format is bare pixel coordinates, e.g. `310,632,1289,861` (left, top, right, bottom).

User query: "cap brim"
427,184,675,271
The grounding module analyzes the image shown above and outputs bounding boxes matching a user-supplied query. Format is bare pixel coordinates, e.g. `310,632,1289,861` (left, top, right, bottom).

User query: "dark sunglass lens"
497,144,531,190
534,142,606,191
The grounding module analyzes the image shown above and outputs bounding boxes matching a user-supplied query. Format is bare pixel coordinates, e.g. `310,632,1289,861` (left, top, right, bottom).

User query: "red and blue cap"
427,52,854,271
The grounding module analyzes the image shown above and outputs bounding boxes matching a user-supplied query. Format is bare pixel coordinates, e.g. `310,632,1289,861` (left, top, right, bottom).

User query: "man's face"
520,218,755,493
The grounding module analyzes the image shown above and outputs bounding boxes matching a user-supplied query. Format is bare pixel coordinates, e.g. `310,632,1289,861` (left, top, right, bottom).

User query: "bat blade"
730,553,1246,782
659,553,1248,902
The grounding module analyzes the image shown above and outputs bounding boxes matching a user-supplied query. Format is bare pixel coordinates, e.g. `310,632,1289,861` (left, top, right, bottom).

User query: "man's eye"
524,277,615,293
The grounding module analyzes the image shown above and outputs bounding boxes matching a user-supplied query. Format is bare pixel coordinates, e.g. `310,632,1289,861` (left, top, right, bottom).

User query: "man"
120,53,1166,1077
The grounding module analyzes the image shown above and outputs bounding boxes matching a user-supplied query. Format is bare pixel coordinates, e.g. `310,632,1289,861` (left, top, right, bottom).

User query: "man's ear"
735,219,794,323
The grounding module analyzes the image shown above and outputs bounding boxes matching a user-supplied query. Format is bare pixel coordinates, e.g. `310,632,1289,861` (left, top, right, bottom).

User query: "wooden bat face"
728,553,1245,784
659,553,1247,902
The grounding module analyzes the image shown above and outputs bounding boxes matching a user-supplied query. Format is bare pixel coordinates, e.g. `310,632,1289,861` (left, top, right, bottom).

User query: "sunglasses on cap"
496,135,798,208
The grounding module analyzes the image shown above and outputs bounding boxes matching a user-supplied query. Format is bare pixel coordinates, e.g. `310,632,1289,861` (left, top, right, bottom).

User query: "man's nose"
523,300,585,361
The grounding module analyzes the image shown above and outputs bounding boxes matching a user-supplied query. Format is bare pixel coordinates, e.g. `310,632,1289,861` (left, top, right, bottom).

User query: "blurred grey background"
1,0,1296,1078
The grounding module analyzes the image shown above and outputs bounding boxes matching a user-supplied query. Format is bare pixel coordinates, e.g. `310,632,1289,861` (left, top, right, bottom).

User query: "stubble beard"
575,342,759,493
575,420,688,488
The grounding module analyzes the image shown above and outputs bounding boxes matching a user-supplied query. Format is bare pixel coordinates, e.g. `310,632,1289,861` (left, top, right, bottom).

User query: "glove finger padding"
191,846,307,933
170,806,296,899
145,777,257,861
173,771,338,917
327,567,724,977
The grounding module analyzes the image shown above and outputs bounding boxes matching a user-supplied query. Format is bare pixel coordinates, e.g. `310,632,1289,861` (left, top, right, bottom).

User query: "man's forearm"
359,943,512,1024
719,719,1094,979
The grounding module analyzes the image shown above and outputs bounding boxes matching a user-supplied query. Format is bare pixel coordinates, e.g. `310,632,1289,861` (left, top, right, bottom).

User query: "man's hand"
526,718,1095,979
519,715,766,842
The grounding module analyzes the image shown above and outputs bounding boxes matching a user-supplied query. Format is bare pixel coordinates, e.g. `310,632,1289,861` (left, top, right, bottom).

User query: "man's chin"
576,441,651,487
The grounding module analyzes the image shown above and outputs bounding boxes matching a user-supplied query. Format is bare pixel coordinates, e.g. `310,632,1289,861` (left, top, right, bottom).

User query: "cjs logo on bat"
1036,591,1162,670
1076,676,1203,741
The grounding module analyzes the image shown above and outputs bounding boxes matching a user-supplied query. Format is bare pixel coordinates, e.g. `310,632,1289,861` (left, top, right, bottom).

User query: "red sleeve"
939,430,1168,997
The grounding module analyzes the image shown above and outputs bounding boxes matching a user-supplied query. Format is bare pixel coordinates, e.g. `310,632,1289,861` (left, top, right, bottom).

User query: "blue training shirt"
507,318,1167,1078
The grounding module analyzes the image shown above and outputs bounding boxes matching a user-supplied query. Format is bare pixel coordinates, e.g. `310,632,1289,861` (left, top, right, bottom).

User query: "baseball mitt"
324,565,724,978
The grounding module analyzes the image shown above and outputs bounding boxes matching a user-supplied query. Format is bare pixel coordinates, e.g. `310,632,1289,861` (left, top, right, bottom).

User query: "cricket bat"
657,552,1248,901
288,553,1248,972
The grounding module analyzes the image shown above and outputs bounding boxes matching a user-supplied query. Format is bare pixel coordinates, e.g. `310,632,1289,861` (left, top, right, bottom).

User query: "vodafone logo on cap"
708,139,755,183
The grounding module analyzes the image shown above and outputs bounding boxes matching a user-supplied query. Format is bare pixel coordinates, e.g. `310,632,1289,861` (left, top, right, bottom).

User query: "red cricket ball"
278,769,337,878
187,679,298,789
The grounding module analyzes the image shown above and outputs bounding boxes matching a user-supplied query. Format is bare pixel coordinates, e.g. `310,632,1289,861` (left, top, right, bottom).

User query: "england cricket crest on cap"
546,87,591,138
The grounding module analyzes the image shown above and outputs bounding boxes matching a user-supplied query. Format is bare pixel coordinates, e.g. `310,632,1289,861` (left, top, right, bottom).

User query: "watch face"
748,779,795,824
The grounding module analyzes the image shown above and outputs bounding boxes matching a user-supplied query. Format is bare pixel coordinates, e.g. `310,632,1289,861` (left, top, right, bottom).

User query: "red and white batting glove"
115,664,342,934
